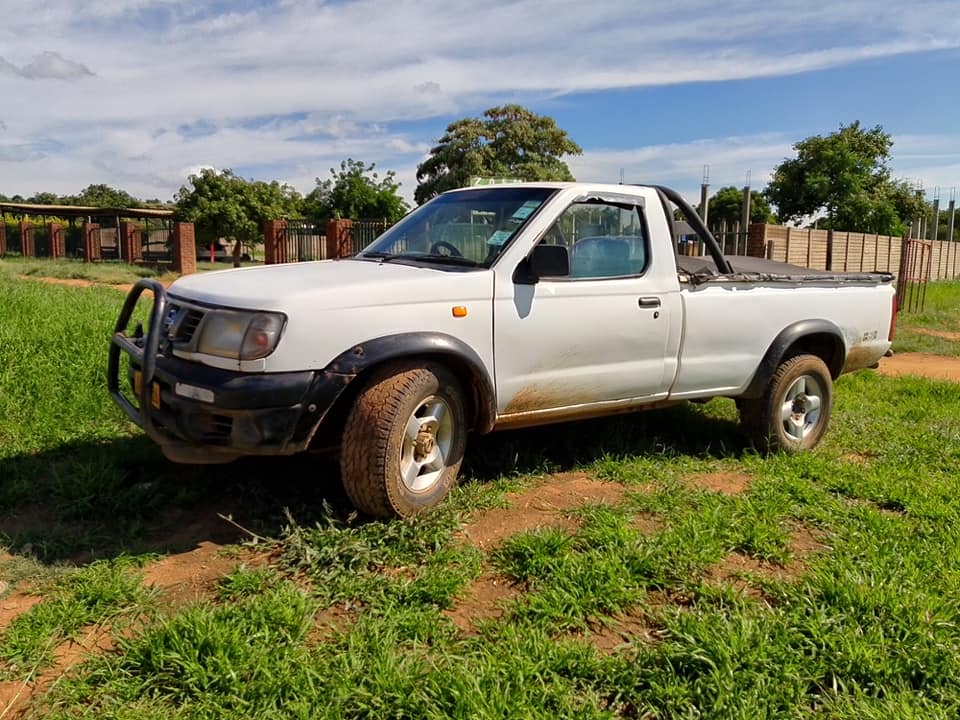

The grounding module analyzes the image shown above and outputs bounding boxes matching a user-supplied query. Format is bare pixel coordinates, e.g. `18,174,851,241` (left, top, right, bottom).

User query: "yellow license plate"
133,370,161,409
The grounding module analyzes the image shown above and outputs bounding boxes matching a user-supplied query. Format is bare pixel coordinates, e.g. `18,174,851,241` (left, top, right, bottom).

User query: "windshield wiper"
395,253,480,267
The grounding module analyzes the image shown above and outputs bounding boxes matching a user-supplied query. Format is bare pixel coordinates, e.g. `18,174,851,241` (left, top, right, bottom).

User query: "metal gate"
896,238,932,313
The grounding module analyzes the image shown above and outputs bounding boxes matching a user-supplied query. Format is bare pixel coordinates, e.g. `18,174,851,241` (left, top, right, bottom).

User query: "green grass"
894,279,960,356
1,273,960,718
0,558,147,676
0,256,263,288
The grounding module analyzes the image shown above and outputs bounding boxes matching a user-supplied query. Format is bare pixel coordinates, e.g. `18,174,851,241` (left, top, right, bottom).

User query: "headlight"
196,310,286,360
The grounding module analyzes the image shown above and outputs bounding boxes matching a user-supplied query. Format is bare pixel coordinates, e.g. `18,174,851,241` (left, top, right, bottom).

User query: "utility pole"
948,188,956,279
699,165,710,224
930,188,941,280
740,171,752,257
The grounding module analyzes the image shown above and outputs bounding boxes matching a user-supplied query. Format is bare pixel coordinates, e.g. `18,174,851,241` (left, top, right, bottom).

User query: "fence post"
83,222,101,262
263,220,287,264
49,223,65,259
326,218,354,258
0,221,5,257
20,222,35,257
746,223,766,258
119,221,142,264
171,222,196,275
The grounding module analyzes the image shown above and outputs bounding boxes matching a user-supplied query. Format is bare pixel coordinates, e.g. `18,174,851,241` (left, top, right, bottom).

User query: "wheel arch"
313,332,497,448
740,320,846,399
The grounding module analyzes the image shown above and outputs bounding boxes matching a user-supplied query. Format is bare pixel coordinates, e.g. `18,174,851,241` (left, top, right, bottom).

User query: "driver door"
494,198,681,416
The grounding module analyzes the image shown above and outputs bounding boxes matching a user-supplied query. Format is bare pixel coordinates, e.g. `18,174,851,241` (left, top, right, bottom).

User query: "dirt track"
876,352,960,382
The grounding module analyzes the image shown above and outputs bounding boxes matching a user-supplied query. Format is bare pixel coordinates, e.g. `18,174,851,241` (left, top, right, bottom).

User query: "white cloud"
0,51,94,81
0,0,958,199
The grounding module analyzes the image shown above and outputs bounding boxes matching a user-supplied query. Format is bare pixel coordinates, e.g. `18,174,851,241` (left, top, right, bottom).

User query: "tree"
705,186,775,227
765,122,922,236
174,168,302,249
72,183,140,208
414,104,582,205
303,159,409,222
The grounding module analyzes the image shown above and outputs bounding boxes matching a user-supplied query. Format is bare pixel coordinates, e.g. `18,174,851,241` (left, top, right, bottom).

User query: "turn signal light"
452,306,468,318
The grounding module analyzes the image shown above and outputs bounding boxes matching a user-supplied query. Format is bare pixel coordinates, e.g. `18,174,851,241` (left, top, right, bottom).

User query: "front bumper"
107,280,349,463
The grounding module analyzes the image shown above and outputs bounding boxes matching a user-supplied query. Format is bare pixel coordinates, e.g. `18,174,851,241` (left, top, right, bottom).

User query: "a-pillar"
20,222,35,257
120,221,142,264
325,218,354,258
171,222,196,275
263,219,287,264
49,223,65,259
83,222,101,262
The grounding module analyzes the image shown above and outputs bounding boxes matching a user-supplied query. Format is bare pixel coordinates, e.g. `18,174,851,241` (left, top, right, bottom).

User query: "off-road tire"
740,354,833,454
340,361,466,518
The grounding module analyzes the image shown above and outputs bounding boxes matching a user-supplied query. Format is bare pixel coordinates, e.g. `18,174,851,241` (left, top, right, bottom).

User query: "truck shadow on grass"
0,401,746,565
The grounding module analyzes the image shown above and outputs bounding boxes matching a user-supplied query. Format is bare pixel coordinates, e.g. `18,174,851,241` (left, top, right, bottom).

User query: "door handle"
638,297,661,308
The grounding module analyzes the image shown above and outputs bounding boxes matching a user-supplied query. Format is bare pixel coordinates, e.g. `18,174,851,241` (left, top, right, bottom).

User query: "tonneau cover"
676,255,894,286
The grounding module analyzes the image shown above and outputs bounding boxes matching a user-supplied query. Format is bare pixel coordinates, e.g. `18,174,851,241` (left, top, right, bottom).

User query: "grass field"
0,262,959,718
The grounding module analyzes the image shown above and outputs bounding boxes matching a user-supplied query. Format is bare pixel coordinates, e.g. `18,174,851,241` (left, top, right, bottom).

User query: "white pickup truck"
109,183,896,517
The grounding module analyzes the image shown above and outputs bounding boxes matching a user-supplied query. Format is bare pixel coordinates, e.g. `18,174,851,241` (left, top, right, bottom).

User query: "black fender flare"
740,320,846,399
323,332,497,433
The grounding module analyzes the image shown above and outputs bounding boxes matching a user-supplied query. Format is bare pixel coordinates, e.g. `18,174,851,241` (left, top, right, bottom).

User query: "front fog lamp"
240,313,285,360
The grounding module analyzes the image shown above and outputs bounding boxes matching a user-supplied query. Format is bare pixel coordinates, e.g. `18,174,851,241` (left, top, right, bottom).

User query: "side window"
539,201,648,279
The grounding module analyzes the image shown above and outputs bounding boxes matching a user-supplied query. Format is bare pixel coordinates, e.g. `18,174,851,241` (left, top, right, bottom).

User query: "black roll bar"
650,185,734,275
107,279,168,440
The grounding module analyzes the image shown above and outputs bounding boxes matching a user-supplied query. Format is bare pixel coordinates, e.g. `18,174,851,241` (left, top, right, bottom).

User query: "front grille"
163,303,206,346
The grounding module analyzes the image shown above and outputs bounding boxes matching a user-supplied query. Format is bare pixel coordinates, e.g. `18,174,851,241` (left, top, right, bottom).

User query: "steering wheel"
429,240,463,257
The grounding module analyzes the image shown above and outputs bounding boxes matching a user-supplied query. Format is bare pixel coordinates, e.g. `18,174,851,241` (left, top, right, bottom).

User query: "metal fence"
348,219,391,255
139,219,173,263
284,221,327,261
897,238,933,313
4,223,21,254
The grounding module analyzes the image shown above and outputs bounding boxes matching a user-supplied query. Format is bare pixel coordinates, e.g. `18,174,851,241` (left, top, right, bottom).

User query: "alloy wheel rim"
399,395,454,493
780,374,824,442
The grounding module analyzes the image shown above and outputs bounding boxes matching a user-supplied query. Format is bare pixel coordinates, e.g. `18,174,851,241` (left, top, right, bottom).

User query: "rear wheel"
740,354,833,453
340,362,467,518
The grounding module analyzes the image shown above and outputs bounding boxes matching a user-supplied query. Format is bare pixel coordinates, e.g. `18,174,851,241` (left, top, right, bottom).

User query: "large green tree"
705,186,775,227
303,159,408,222
174,168,302,248
765,122,924,235
72,183,140,208
414,104,582,205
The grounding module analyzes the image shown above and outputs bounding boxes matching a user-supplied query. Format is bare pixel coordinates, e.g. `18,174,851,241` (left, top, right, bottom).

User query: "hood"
168,259,483,311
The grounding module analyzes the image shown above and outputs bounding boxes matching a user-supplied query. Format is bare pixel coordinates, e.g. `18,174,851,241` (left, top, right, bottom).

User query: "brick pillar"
263,220,288,264
325,218,354,258
83,223,101,262
120,221,142,264
20,222,35,257
49,223,65,259
0,222,6,256
746,223,768,258
171,222,196,275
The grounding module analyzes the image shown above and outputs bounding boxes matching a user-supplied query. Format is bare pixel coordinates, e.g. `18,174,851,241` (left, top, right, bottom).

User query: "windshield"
356,187,557,269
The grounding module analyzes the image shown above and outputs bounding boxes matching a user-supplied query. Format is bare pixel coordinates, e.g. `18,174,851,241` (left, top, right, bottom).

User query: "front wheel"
340,362,467,518
740,354,833,453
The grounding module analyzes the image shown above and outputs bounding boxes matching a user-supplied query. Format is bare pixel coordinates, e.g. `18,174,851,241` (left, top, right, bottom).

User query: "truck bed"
676,255,894,285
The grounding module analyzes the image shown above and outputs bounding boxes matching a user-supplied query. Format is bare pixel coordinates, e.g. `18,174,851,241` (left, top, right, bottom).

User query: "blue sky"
1,0,958,205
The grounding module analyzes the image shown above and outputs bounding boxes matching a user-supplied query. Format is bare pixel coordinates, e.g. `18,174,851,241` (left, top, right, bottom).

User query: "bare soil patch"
460,472,628,550
0,594,42,633
686,471,752,495
141,540,251,607
877,353,960,382
707,526,826,598
630,512,664,535
445,573,521,633
583,611,658,654
911,327,960,342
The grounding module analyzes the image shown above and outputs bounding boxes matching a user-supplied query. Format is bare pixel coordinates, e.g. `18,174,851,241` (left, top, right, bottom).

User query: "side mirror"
515,244,570,284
